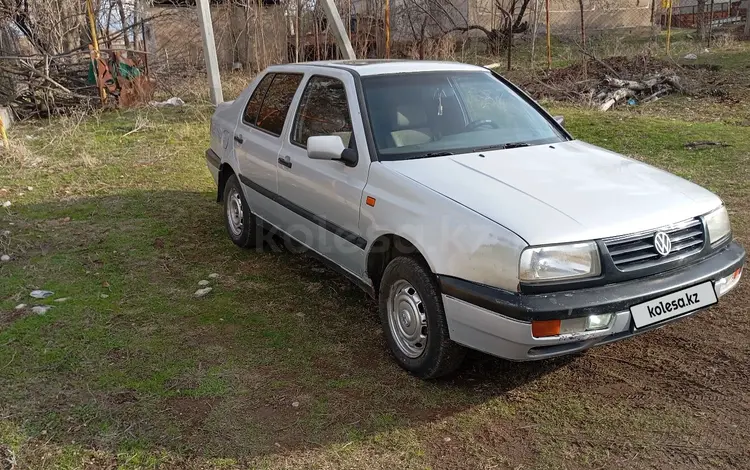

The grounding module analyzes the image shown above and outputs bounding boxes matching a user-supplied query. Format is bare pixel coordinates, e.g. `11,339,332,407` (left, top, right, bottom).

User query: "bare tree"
696,0,706,39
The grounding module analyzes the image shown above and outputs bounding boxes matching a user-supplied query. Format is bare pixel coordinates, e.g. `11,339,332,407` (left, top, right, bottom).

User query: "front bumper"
441,241,745,361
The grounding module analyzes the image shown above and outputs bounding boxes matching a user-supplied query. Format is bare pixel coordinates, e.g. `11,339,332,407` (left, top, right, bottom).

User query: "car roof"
266,60,487,77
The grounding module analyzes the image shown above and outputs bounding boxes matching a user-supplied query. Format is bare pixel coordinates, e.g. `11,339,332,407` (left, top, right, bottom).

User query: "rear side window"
242,73,274,126
292,75,352,148
255,73,303,136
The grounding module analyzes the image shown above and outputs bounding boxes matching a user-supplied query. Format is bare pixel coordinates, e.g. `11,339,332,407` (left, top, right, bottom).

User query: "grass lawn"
1,48,749,469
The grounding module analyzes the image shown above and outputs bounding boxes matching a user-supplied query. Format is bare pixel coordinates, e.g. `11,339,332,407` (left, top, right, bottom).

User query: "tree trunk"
116,0,131,49
696,0,706,39
512,0,532,31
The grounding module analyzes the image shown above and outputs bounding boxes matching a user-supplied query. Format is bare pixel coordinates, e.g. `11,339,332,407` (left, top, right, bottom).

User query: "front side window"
362,71,566,160
292,75,353,148
255,73,303,136
242,73,274,126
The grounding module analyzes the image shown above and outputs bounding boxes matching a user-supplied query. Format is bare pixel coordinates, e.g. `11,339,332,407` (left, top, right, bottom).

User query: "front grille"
604,218,705,272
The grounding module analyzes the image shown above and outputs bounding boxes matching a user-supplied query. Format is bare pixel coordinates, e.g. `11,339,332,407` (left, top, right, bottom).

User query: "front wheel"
378,256,467,379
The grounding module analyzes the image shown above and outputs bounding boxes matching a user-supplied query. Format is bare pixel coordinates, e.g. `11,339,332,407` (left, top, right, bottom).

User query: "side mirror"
553,115,565,127
307,135,358,167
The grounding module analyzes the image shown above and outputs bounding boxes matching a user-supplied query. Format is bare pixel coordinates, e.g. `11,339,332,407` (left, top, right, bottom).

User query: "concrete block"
0,106,12,130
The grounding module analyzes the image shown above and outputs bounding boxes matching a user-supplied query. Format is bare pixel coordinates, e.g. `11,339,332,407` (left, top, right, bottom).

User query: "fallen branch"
599,88,635,111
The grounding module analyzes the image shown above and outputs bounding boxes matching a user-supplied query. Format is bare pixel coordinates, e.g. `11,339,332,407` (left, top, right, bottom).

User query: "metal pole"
385,0,390,59
197,0,224,105
320,0,356,60
545,0,551,70
86,0,107,104
666,0,673,54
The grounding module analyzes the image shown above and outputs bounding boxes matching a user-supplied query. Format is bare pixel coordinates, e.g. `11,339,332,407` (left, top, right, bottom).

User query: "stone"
0,254,9,262
208,273,219,279
683,53,698,60
194,287,213,298
198,280,210,286
2,201,10,208
54,297,70,302
15,304,26,310
32,305,51,315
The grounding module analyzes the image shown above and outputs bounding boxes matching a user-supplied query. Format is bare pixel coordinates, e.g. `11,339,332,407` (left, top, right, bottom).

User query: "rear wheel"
223,174,256,248
379,256,466,379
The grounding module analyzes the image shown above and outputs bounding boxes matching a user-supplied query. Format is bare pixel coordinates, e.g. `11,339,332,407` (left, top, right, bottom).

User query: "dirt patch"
0,306,32,331
166,397,218,429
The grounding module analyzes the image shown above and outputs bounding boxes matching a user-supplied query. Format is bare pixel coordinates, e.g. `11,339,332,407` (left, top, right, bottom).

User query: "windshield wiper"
406,151,454,160
472,142,531,152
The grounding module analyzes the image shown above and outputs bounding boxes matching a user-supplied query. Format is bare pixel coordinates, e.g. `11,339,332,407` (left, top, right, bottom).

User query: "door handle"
278,156,292,169
234,134,244,144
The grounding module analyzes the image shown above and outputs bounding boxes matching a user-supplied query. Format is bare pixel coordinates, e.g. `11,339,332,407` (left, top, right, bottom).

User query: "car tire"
379,256,467,379
223,174,256,249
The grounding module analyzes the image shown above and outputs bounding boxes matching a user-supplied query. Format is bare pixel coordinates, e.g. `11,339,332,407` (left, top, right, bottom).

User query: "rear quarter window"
242,73,274,126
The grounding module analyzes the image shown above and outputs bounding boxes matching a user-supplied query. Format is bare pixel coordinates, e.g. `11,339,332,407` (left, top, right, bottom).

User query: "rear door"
234,72,303,227
276,70,370,277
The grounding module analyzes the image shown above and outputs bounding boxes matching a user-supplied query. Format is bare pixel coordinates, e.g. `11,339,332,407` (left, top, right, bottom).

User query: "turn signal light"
715,267,742,298
531,319,561,338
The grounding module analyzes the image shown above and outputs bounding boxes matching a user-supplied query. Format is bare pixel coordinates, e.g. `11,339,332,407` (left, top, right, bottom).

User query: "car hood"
382,140,722,246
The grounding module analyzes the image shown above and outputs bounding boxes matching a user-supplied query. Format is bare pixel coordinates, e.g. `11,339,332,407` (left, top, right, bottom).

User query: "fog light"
715,267,742,298
585,313,613,331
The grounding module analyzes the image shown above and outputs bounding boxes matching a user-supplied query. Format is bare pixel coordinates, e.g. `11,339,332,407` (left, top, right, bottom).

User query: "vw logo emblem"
654,231,672,256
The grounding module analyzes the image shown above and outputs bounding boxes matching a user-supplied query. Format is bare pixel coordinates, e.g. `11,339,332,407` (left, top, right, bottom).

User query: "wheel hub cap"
387,280,427,358
226,188,244,236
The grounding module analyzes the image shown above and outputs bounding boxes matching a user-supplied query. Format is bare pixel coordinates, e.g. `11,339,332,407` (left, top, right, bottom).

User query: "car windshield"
361,71,566,160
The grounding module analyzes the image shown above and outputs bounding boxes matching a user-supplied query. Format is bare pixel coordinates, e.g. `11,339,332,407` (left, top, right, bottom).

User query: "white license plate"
630,281,717,329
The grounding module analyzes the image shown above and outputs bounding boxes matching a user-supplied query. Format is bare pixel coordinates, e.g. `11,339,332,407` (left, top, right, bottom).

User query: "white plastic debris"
15,304,26,310
0,254,9,262
30,290,54,299
198,280,210,286
291,401,300,408
100,294,109,299
683,53,698,60
27,186,33,191
208,273,219,279
2,201,10,208
149,97,185,107
32,305,51,315
54,297,69,303
194,287,213,298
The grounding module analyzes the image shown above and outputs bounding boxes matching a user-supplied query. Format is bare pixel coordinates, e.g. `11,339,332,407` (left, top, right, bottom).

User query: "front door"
276,71,371,277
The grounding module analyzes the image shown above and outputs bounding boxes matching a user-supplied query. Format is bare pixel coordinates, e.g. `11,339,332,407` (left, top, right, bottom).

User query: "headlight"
519,242,601,282
705,205,731,244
